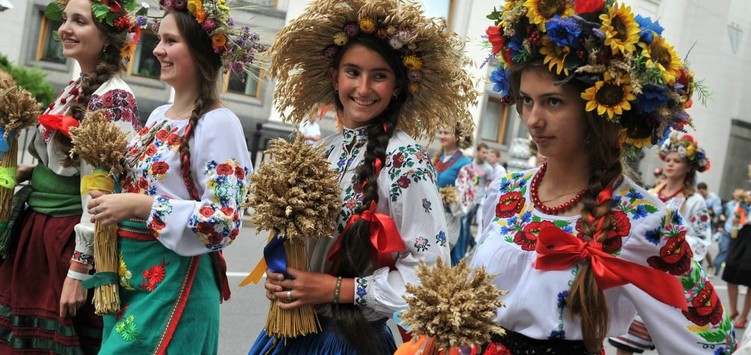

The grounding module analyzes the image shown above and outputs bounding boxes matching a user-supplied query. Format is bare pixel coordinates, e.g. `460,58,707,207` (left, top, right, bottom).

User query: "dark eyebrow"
518,90,563,99
341,63,393,73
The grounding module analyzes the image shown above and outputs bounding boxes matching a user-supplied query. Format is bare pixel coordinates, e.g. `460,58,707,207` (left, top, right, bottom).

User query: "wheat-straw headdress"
269,0,477,140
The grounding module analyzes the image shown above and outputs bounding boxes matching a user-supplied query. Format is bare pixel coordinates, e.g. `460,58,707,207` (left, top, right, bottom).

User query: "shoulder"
196,108,243,131
92,76,134,96
612,179,674,246
385,131,432,167
489,166,538,195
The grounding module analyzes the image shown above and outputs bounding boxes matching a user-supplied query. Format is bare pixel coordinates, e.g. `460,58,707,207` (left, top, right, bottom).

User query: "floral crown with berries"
659,133,710,172
46,0,148,61
484,0,710,154
157,0,267,74
267,0,477,141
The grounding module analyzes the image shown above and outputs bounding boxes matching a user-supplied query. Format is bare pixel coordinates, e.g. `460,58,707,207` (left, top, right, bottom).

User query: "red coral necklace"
530,162,587,215
657,185,684,203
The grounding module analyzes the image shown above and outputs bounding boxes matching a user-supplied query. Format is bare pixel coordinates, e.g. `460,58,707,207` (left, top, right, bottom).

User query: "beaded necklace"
530,163,587,215
657,184,684,203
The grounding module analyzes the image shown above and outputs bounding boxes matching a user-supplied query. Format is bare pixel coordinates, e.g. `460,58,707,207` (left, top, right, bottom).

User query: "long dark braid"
168,10,221,198
330,35,408,354
510,62,624,353
58,12,127,165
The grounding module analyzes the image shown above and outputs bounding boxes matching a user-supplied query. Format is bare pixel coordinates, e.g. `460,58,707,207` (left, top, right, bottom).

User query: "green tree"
0,53,57,107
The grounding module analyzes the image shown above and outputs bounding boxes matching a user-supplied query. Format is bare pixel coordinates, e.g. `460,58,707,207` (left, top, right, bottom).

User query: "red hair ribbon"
535,225,687,311
38,114,80,138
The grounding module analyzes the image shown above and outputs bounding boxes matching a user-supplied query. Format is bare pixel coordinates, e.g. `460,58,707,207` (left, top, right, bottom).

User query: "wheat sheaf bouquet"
242,133,341,338
69,109,129,315
397,258,507,355
0,77,42,257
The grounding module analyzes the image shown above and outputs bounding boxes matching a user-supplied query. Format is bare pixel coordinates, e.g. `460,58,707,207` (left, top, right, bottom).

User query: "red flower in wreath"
216,163,233,175
496,191,525,218
647,231,692,275
151,161,169,175
682,282,723,326
514,220,556,251
574,0,605,14
486,25,505,55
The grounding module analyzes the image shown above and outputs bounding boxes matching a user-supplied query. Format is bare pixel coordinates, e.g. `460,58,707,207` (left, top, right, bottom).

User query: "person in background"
714,193,739,276
435,126,472,250
299,106,325,145
489,149,507,181
697,182,722,273
721,189,751,330
0,0,142,353
452,143,494,264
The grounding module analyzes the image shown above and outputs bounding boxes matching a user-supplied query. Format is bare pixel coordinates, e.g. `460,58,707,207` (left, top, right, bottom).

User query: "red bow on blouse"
535,225,687,311
38,114,80,138
328,155,406,270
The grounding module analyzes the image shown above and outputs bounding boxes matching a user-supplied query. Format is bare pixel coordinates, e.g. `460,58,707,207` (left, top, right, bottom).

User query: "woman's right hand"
15,163,35,184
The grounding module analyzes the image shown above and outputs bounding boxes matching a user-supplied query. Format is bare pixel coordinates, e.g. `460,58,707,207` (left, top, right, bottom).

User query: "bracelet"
67,269,92,281
333,276,343,305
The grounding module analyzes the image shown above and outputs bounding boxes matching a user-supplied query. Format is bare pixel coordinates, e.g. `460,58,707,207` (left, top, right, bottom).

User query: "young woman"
471,0,736,353
434,127,471,255
85,1,261,353
722,189,751,329
0,0,142,353
250,0,475,353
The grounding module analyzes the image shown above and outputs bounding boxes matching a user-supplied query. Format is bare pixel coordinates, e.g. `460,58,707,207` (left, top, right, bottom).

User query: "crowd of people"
0,0,747,354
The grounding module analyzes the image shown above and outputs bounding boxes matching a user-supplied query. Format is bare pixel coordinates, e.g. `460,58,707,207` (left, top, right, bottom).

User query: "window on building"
130,31,160,79
36,17,65,63
226,67,261,97
480,97,514,146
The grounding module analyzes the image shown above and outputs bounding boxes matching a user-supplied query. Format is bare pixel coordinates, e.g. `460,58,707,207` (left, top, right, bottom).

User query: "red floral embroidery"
682,282,723,326
647,230,692,275
514,220,556,251
151,217,166,231
200,206,214,217
139,259,169,292
234,166,245,179
393,152,405,168
229,229,240,240
138,178,149,191
196,221,214,234
167,133,181,146
145,144,158,156
575,210,631,253
208,232,223,244
220,206,234,217
151,161,169,175
496,191,525,218
155,129,169,141
216,163,233,175
397,175,411,188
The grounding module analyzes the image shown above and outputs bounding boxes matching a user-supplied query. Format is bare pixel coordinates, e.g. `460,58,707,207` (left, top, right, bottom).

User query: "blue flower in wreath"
489,66,510,96
634,15,663,44
545,15,582,48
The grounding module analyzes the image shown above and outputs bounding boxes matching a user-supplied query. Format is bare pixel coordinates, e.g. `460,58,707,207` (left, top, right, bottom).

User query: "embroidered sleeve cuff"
354,276,372,307
71,251,94,266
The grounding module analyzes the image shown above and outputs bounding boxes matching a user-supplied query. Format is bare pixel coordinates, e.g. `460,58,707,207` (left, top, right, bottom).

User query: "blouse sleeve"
71,88,140,267
353,143,450,316
624,207,736,353
146,110,252,256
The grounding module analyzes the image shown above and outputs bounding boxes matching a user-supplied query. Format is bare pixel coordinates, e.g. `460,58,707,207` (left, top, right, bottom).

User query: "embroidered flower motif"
682,281,724,326
435,231,447,247
414,236,430,252
139,259,169,292
514,220,556,251
647,230,692,275
355,277,368,306
496,191,525,218
422,198,432,213
115,315,139,342
119,255,134,291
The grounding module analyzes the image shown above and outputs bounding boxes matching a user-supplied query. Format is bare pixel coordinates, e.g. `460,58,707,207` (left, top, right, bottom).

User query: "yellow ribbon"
239,232,275,287
80,169,115,194
0,167,17,189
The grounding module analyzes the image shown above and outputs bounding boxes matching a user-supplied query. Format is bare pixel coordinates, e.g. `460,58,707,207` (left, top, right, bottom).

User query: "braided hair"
167,10,221,199
58,5,128,165
330,35,408,354
510,62,623,353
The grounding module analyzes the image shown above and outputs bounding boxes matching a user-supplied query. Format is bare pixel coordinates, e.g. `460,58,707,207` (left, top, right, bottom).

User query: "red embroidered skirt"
0,211,102,354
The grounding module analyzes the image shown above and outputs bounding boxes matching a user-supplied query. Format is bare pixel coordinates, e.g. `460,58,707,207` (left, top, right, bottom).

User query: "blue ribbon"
263,230,289,277
0,129,16,161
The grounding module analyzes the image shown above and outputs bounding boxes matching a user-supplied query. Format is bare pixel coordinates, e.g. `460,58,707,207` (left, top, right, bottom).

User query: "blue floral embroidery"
435,231,447,247
355,277,368,306
645,226,661,245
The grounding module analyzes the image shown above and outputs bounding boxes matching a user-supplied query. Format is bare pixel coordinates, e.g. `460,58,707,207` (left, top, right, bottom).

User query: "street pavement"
219,222,745,354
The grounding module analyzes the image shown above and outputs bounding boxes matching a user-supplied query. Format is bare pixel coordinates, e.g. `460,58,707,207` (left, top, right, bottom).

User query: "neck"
664,179,684,193
443,146,458,156
172,91,199,115
542,159,590,194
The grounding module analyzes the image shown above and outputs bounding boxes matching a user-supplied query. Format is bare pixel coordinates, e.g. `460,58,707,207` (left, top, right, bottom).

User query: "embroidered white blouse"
121,105,252,256
657,190,712,262
470,168,736,354
309,127,449,321
31,76,140,267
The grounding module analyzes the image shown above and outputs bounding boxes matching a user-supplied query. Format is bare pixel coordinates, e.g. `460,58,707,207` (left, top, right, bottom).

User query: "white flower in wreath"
389,37,404,49
677,146,687,158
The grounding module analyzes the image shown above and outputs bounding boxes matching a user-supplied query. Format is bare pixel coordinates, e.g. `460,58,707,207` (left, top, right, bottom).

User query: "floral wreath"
157,0,267,74
484,0,710,154
46,0,148,61
659,133,710,172
268,0,477,141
